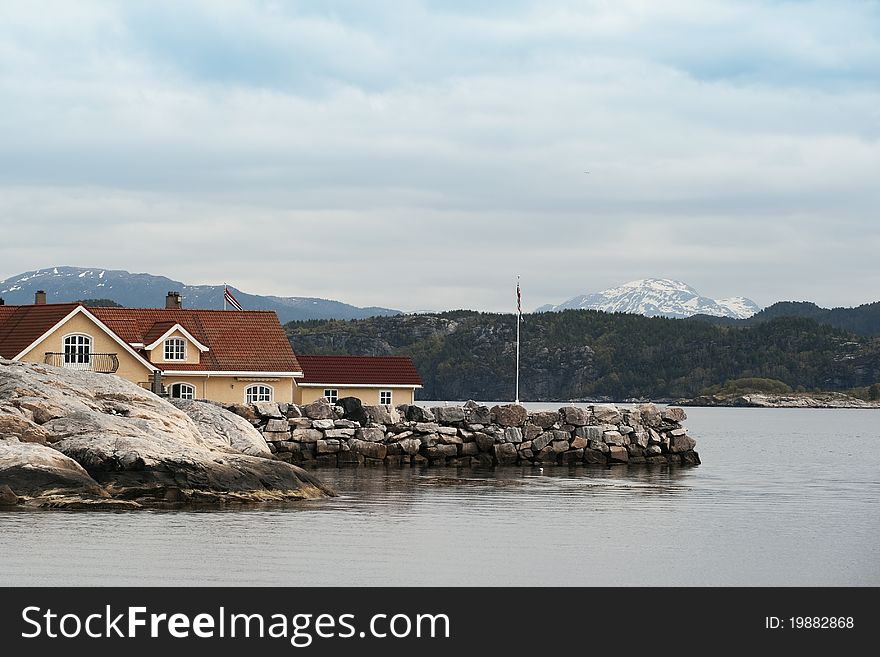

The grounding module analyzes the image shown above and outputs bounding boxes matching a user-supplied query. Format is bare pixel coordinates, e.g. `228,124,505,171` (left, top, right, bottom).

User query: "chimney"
165,291,182,309
0,298,4,306
35,290,46,305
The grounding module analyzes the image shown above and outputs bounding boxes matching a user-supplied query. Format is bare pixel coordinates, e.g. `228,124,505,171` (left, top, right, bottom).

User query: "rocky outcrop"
680,392,880,409
227,399,700,468
0,360,332,507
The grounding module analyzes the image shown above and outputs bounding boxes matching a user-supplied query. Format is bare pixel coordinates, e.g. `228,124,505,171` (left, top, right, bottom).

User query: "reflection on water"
1,408,878,587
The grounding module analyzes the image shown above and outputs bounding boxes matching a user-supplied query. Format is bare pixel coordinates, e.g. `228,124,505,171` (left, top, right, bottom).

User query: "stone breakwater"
222,398,701,468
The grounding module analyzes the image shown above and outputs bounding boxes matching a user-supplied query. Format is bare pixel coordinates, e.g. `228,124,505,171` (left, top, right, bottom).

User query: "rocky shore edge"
679,392,880,409
219,397,701,468
0,360,333,510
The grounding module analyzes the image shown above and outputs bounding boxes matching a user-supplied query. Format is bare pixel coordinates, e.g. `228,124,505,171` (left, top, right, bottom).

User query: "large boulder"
463,401,492,425
490,404,528,428
432,405,466,423
302,400,334,420
170,399,272,457
0,360,332,504
337,397,369,426
364,405,401,425
405,405,435,423
0,438,106,497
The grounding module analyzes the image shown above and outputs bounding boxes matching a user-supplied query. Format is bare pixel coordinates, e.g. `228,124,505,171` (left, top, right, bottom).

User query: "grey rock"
427,444,458,459
551,440,569,454
316,439,341,454
312,419,336,430
356,427,385,442
490,404,528,428
415,422,441,433
432,405,465,423
646,445,663,456
503,427,523,444
399,438,422,455
493,443,518,464
669,434,697,453
264,418,290,433
592,404,621,425
575,426,604,441
348,439,387,460
405,405,435,423
583,449,606,465
608,445,629,463
171,399,273,457
637,403,662,427
438,433,463,445
0,439,106,497
289,418,313,429
460,442,479,456
530,411,560,429
364,405,401,425
524,423,543,441
531,432,553,452
571,436,588,450
633,431,649,448
0,483,20,506
474,433,495,452
587,439,609,453
291,428,322,443
603,431,625,446
336,397,368,426
559,406,590,426
253,401,283,419
323,429,355,439
662,407,688,423
302,400,334,420
437,426,459,436
463,402,492,425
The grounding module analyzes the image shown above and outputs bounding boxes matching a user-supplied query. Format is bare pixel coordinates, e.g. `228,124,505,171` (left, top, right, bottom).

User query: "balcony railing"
44,352,120,374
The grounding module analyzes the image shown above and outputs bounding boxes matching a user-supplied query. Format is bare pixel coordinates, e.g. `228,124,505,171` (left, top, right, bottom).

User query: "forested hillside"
286,310,880,401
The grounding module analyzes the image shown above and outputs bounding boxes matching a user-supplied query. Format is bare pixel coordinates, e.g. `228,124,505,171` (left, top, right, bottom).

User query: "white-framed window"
323,389,339,404
169,383,196,400
63,334,92,369
380,390,392,405
245,384,273,403
164,337,186,361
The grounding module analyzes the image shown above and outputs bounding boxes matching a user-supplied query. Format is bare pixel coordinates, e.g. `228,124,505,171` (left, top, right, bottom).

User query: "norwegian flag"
224,286,243,311
517,277,524,322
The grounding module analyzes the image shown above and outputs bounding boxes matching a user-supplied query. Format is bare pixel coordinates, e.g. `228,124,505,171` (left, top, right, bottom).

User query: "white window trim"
323,388,339,403
144,325,209,353
245,383,274,403
169,382,196,400
61,333,93,368
164,337,187,361
13,305,158,374
380,390,393,405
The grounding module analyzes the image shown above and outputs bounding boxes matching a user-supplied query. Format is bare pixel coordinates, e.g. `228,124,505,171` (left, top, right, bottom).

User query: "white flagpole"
516,275,521,404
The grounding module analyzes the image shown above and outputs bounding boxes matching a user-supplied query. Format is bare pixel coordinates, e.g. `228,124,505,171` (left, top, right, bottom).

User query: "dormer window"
164,337,186,361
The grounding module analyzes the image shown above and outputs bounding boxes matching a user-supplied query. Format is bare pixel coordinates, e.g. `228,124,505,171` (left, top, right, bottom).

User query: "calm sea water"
1,406,878,586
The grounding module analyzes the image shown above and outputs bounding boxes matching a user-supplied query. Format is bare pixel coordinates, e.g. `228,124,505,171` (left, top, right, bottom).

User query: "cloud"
0,0,878,310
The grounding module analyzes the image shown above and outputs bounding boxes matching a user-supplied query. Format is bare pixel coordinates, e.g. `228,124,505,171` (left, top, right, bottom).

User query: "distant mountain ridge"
537,278,761,320
0,267,401,323
689,300,880,336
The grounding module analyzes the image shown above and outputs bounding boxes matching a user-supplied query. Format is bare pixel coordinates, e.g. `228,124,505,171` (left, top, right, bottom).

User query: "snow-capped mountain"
0,267,400,323
536,279,761,320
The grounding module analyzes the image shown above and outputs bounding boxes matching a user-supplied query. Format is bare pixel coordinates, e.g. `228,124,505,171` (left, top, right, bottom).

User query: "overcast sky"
0,1,878,312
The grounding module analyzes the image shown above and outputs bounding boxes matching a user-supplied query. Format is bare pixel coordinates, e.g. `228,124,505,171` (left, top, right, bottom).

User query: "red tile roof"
0,304,81,359
90,308,301,373
297,355,422,387
0,303,301,374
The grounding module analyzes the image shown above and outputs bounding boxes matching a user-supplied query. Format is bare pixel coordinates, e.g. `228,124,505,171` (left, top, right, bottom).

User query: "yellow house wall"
295,386,416,406
148,329,202,365
165,375,296,405
18,312,152,386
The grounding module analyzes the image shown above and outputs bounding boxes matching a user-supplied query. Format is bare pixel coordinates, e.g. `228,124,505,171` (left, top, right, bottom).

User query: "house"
294,354,423,406
0,291,302,404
